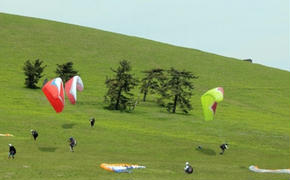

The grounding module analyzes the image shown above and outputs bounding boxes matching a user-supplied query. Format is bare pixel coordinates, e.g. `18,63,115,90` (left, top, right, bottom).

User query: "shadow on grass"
38,147,57,152
239,166,248,170
77,101,99,106
174,112,192,116
62,123,76,129
196,147,216,156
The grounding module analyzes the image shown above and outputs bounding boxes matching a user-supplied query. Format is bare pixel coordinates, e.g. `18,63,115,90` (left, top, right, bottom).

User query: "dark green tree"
104,60,138,111
23,59,47,89
55,62,78,83
140,68,166,102
161,68,198,113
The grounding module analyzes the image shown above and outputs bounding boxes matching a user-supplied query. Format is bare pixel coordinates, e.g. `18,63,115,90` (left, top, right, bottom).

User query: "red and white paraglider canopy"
42,77,65,113
65,76,84,104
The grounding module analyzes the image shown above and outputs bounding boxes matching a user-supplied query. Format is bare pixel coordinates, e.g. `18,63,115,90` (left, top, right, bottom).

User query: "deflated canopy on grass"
42,77,65,113
201,87,224,121
65,76,84,104
100,163,146,173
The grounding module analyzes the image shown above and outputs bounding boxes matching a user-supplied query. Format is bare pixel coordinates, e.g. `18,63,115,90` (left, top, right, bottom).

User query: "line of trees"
23,59,199,114
104,60,198,114
23,59,78,88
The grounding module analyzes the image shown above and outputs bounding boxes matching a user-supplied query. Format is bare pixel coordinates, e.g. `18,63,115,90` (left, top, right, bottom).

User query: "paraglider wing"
65,76,84,104
201,94,215,121
249,165,290,174
42,77,65,113
100,163,146,173
201,87,224,121
0,133,14,137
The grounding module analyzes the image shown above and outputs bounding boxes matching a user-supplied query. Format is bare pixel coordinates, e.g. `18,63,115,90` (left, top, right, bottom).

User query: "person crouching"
219,143,229,155
184,162,193,174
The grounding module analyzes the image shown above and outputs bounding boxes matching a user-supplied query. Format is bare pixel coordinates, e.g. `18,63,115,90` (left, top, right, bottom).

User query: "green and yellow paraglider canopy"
201,87,224,121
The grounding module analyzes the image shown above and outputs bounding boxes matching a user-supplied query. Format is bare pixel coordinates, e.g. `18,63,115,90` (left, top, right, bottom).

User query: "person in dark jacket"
90,117,95,127
68,137,77,152
220,143,229,155
8,144,16,159
31,129,38,141
184,162,193,174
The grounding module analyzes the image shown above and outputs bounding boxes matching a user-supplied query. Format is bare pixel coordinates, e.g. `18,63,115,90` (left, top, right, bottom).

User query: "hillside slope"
0,13,289,180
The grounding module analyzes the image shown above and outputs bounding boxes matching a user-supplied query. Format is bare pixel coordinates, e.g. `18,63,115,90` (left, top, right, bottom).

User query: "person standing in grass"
219,143,229,155
68,137,77,152
8,144,16,159
90,117,95,127
31,129,38,141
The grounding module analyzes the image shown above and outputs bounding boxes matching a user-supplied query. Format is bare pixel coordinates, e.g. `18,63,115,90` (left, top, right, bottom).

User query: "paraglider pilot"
31,129,38,141
8,144,16,159
184,162,193,174
90,117,95,127
69,137,77,152
220,143,228,155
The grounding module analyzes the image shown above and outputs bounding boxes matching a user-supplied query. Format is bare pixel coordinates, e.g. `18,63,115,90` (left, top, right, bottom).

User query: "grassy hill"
0,13,289,180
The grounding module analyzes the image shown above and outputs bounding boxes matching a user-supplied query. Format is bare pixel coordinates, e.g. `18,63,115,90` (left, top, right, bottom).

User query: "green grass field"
0,13,289,180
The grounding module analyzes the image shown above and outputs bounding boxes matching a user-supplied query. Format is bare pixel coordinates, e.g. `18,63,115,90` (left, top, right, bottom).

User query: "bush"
23,59,46,89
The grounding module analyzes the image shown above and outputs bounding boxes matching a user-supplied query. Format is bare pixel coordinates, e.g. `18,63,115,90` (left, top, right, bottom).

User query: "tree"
140,68,166,102
104,60,138,111
161,68,198,113
55,62,78,83
23,59,47,89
